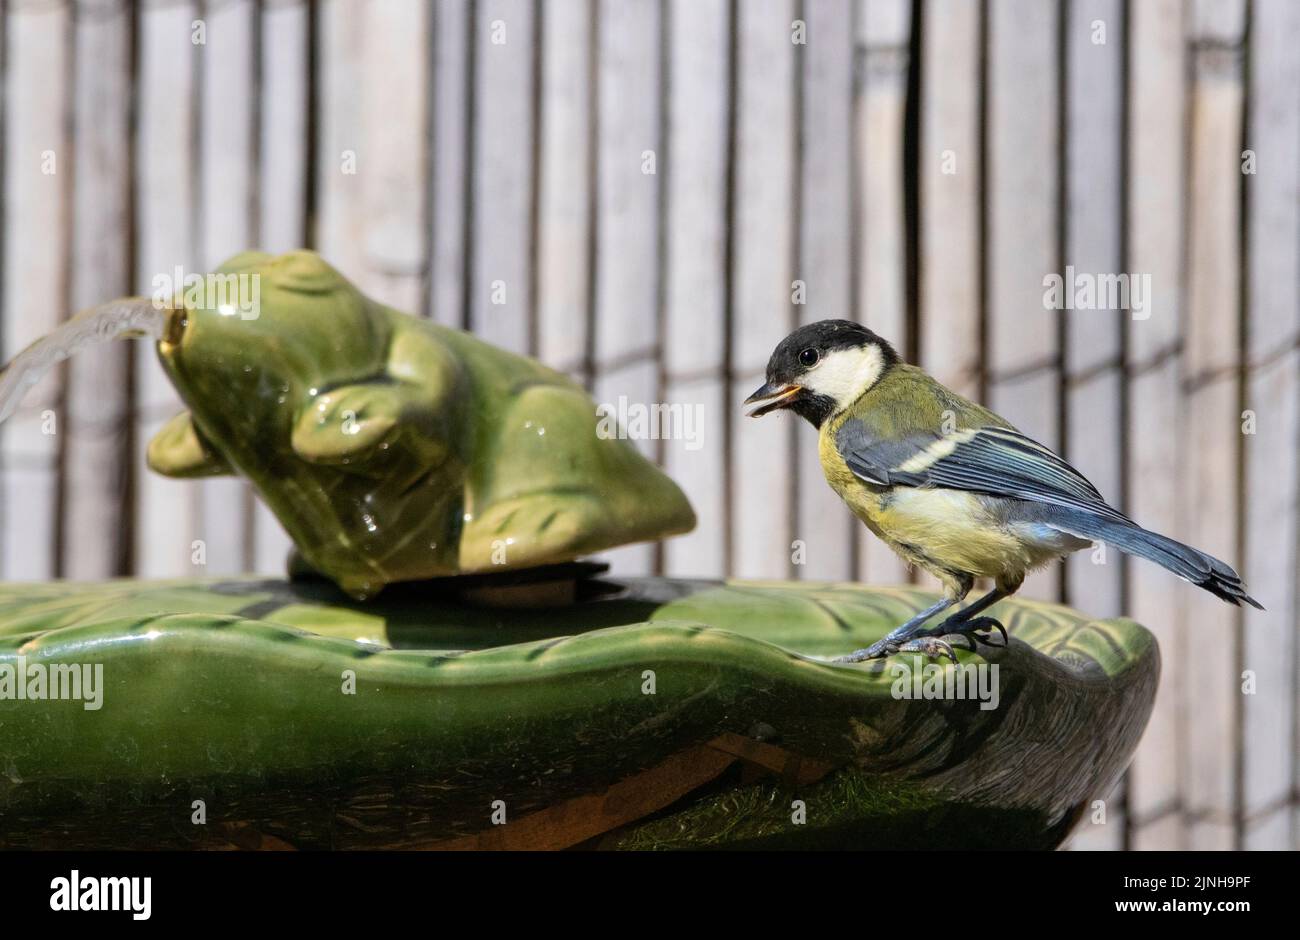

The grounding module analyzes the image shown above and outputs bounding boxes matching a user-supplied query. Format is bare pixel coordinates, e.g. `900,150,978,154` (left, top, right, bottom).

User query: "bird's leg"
920,587,1010,650
834,596,962,664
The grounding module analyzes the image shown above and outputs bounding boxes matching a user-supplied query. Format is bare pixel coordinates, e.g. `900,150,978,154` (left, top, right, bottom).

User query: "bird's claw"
895,635,959,664
928,615,1008,651
834,614,1006,665
970,616,1009,647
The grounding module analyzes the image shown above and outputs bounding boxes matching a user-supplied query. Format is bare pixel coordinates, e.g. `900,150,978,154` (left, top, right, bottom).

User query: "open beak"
744,381,802,418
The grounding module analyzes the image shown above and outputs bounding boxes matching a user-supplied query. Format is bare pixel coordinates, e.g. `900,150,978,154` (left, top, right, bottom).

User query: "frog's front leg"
147,411,235,477
293,383,412,464
290,325,468,468
290,379,460,470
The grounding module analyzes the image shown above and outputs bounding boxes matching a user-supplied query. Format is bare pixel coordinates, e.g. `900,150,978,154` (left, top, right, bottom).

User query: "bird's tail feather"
1048,509,1263,610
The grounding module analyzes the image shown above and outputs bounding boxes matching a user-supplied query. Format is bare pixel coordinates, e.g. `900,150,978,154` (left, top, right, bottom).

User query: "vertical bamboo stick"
917,0,981,398
661,0,729,578
730,0,797,580
1181,0,1246,851
469,0,536,355
536,0,593,379
315,0,367,279
1126,0,1189,852
591,0,661,576
1242,0,1300,851
62,0,131,580
428,0,471,328
1,1,69,581
357,0,430,313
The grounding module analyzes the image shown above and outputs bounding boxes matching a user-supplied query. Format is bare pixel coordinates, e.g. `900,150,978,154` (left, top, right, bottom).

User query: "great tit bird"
745,319,1262,663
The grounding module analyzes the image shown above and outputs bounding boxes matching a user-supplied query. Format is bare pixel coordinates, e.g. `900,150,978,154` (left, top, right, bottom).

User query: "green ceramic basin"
0,574,1157,849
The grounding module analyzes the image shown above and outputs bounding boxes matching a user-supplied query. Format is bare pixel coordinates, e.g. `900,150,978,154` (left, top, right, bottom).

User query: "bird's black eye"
798,347,820,368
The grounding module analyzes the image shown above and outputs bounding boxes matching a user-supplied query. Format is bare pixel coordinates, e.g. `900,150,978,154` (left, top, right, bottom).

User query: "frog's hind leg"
458,382,663,572
459,491,610,572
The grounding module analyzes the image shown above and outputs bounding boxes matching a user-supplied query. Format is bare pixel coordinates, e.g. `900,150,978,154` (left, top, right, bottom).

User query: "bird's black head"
744,320,901,427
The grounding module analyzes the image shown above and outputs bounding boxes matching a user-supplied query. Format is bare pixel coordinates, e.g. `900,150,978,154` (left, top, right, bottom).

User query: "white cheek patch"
801,346,885,406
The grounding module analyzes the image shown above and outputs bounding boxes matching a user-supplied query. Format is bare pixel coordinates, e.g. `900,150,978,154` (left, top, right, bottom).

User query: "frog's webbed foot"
460,493,608,572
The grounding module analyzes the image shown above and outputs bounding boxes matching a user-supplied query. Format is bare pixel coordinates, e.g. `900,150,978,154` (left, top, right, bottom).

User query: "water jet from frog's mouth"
0,298,166,425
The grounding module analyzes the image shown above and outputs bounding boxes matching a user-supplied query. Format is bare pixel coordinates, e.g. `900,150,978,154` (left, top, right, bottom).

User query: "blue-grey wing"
835,421,1128,522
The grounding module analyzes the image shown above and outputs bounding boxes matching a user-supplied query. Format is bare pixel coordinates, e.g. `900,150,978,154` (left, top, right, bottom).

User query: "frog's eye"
798,347,820,368
278,251,343,295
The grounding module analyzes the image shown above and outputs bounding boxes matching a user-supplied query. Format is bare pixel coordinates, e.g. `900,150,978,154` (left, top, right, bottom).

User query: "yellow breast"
815,418,1050,582
816,421,890,537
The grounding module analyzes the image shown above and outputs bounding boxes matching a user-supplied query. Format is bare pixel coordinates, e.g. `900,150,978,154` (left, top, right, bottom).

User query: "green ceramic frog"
147,250,695,598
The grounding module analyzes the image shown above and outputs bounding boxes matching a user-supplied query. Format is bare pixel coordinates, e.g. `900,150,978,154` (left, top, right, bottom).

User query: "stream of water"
0,299,165,425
